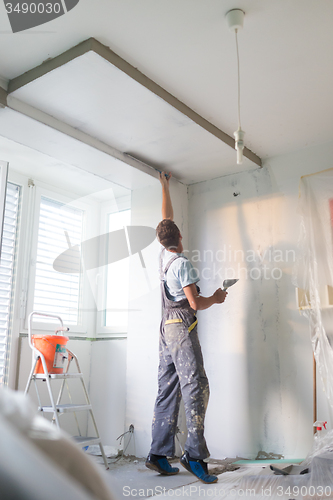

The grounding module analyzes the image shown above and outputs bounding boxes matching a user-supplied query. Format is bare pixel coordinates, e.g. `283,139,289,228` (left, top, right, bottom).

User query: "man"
145,172,227,484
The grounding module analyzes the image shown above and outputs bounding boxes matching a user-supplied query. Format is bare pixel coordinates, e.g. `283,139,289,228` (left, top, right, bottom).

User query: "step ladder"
24,311,109,469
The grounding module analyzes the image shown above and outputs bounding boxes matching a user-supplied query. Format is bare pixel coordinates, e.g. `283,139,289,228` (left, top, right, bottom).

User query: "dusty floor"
90,454,312,499
90,455,254,499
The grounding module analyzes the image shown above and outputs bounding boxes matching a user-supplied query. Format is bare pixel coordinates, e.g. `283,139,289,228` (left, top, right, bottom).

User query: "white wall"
125,178,188,457
187,141,333,459
88,339,127,451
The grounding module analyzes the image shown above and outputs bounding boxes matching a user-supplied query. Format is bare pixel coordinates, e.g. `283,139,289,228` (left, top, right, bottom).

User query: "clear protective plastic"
293,168,333,408
233,430,333,499
216,169,333,499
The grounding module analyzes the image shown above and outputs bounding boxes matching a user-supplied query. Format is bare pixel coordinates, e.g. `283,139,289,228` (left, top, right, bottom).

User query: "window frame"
0,179,21,386
0,161,9,258
24,185,95,335
95,198,131,337
3,169,133,388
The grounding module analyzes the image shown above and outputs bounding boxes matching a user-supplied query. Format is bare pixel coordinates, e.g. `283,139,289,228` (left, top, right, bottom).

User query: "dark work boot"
145,454,179,475
180,451,218,484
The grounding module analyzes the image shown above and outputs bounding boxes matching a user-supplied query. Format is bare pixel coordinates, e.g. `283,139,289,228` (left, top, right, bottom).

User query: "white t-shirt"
161,249,199,302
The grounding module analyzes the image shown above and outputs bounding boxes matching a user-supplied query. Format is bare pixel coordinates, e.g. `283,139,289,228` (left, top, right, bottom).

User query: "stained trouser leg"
150,336,182,457
164,321,210,460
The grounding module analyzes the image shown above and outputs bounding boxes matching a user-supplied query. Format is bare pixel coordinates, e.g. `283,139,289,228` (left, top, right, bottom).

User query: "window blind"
0,182,20,385
33,196,83,325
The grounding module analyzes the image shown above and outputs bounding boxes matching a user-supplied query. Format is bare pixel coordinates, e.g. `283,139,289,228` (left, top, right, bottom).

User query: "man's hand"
213,288,227,304
184,284,227,310
159,171,171,189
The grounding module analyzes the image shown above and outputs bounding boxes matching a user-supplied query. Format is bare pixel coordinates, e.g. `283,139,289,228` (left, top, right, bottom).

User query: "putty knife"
222,279,239,291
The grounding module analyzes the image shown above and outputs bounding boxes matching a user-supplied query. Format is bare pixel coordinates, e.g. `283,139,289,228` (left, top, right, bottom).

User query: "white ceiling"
0,103,158,190
9,50,257,184
0,0,332,185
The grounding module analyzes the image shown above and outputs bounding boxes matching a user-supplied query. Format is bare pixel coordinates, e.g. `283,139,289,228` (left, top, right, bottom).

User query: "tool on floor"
270,465,291,475
222,279,239,291
270,464,309,476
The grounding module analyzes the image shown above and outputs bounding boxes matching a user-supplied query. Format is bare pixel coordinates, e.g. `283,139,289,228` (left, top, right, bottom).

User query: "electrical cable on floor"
122,431,133,456
112,425,134,462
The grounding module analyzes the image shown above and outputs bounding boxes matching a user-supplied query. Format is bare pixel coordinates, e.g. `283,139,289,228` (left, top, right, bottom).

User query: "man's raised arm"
160,171,173,220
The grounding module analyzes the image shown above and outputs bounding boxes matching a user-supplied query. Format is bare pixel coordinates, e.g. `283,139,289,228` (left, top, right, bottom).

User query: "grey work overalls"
150,250,210,460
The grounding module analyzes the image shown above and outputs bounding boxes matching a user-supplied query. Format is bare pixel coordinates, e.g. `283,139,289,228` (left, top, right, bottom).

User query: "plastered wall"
187,141,333,459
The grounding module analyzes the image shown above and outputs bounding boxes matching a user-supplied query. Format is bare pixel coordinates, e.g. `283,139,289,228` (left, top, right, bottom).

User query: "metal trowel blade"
222,279,239,291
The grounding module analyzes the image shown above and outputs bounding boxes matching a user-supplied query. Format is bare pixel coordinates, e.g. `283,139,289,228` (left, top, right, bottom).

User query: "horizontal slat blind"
0,182,20,385
33,196,83,325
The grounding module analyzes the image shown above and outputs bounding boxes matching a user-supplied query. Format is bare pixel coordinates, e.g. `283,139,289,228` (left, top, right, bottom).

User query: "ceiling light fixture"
226,8,245,164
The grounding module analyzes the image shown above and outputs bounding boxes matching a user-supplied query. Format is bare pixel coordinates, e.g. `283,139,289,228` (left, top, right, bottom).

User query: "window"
0,167,133,387
31,195,84,326
26,186,132,336
0,182,20,385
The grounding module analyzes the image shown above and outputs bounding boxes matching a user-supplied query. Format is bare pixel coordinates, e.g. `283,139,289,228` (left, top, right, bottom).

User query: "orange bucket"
32,335,69,374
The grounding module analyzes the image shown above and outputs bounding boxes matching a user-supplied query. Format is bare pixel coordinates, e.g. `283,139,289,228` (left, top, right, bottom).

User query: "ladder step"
40,404,92,413
33,373,83,380
73,436,102,447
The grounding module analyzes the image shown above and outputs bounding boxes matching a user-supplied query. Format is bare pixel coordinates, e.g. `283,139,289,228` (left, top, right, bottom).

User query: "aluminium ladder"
24,311,109,469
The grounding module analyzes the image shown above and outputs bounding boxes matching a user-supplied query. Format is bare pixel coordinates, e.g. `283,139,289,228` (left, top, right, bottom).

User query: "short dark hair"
156,219,180,250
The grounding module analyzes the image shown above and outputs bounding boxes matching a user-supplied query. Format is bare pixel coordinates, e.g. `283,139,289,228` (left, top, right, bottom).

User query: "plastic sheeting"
294,168,333,410
223,169,333,499
234,431,333,499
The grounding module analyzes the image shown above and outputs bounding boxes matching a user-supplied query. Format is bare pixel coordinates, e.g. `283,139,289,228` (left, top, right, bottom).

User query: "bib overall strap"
159,248,184,281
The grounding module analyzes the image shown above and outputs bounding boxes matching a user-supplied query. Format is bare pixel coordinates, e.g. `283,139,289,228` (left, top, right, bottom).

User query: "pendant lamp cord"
235,28,241,130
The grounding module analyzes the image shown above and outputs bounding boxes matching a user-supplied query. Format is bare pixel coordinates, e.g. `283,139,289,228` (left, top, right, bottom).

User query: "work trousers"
150,311,210,460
